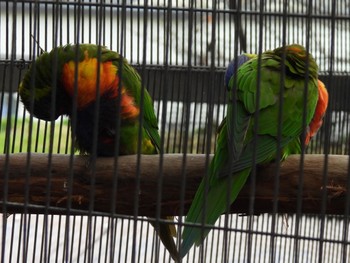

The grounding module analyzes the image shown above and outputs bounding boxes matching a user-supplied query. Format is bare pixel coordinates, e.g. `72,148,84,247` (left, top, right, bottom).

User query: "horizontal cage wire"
0,0,350,262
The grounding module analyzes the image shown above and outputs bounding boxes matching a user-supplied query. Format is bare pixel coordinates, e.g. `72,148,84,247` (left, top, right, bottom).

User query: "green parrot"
19,44,179,261
180,44,327,258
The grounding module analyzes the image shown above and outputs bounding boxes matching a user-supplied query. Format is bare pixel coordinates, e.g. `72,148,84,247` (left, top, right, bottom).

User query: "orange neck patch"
120,87,140,119
62,50,118,108
61,50,140,120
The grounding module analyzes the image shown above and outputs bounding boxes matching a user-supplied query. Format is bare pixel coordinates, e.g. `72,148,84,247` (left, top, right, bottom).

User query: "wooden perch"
0,153,349,216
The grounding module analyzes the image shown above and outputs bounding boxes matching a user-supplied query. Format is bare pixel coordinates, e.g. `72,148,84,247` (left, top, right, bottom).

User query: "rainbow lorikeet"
180,44,328,257
19,44,179,261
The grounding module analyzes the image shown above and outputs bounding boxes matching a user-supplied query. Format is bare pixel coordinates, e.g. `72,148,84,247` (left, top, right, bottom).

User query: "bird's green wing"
181,120,251,257
112,56,161,151
225,54,255,160
101,48,177,259
181,45,320,258
181,54,256,257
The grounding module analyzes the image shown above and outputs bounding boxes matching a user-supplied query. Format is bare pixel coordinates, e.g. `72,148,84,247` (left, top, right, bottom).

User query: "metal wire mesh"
0,0,350,262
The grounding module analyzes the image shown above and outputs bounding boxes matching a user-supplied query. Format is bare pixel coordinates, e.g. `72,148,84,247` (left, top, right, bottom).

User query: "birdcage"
0,0,349,262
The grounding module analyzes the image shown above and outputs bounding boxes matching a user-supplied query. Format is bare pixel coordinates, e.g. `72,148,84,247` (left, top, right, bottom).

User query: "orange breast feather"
305,80,329,145
62,50,118,108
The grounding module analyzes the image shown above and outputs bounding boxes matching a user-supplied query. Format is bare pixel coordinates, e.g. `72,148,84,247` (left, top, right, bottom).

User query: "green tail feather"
180,167,251,258
150,218,179,262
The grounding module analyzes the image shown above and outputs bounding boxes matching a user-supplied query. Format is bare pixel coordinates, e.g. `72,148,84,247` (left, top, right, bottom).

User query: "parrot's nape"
19,44,179,261
180,44,328,258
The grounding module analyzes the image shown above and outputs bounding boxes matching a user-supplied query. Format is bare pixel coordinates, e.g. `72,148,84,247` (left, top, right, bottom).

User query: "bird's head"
18,46,74,120
273,44,319,79
18,45,91,121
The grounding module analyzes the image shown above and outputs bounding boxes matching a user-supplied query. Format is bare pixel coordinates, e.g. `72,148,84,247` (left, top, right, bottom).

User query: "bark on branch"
0,153,349,216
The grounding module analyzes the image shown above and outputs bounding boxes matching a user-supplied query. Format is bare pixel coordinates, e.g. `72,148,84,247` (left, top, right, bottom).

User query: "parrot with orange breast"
180,44,328,258
19,44,179,261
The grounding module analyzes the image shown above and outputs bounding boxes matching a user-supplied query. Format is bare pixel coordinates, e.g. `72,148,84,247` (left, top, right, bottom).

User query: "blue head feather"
224,55,251,87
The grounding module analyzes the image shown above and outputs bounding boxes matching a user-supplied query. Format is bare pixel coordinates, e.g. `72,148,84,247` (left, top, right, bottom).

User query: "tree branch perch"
0,153,349,216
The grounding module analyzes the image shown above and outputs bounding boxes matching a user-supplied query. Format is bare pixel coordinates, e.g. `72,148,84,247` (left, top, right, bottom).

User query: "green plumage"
181,44,319,258
19,44,160,155
19,44,178,261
